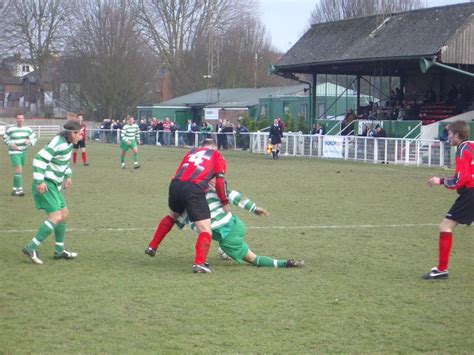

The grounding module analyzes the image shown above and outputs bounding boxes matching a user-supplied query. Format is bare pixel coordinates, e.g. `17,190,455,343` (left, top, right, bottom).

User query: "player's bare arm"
254,207,269,216
427,177,442,187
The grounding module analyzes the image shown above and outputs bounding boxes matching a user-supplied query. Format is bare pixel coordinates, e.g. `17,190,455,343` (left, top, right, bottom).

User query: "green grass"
0,141,472,353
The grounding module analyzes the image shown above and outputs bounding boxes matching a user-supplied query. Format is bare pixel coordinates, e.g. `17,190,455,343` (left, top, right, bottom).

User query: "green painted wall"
316,119,422,138
137,106,192,128
258,96,364,127
437,122,474,140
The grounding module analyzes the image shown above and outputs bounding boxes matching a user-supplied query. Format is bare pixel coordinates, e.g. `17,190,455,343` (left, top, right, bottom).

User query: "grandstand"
271,2,473,134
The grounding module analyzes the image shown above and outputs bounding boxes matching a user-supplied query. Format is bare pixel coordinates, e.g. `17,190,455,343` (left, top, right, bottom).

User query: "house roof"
277,3,474,71
158,85,308,108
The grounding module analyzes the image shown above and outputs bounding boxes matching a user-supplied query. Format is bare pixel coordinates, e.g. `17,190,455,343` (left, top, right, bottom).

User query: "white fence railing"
250,132,452,167
30,125,61,138
1,125,61,138
87,129,451,168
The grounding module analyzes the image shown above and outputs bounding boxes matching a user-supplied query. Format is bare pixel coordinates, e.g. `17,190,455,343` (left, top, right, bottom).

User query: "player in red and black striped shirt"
145,138,228,273
423,121,474,280
72,114,89,166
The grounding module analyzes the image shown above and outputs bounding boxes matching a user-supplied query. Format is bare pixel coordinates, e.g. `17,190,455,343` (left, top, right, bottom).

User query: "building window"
260,104,266,118
300,104,307,118
283,102,290,114
22,65,30,73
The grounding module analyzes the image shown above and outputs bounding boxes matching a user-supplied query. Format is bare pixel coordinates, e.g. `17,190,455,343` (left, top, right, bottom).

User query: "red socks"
148,215,175,250
82,152,87,164
72,151,77,163
194,232,211,264
437,232,453,272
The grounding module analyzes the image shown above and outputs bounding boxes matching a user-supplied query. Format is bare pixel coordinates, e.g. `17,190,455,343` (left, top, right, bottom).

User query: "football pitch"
1,141,472,353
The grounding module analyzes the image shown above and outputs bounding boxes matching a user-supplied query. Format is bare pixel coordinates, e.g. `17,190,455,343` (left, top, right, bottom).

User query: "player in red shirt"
72,114,89,166
423,120,474,280
145,138,228,273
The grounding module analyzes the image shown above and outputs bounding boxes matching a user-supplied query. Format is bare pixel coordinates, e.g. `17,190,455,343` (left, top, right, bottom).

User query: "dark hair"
63,120,81,131
447,121,469,141
201,138,216,147
60,120,82,142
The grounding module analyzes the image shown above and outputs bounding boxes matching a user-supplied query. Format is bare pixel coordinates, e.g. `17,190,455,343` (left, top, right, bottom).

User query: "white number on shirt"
188,150,210,168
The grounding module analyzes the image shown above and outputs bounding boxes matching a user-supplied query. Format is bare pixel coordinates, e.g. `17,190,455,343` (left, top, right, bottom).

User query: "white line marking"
0,223,437,234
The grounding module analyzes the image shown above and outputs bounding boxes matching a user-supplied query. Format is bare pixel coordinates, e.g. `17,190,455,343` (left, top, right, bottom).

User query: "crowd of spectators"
94,116,250,150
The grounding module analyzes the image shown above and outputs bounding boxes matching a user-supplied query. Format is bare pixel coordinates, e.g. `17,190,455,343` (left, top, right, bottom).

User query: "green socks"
120,155,125,164
54,222,66,255
13,173,22,192
26,220,55,251
133,153,138,163
253,255,286,268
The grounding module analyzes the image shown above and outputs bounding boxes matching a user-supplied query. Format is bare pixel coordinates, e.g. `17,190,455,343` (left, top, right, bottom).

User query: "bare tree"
64,0,158,120
310,0,424,24
134,0,256,96
217,14,288,88
1,0,74,110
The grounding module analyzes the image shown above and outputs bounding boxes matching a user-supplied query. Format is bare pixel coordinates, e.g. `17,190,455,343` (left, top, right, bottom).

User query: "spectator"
139,119,149,145
156,119,164,145
236,122,249,150
397,103,405,121
200,122,211,143
395,87,405,104
103,118,112,143
375,124,387,138
453,93,466,115
216,118,227,150
185,120,194,146
446,84,458,105
311,123,324,135
439,124,449,142
162,117,172,145
111,119,122,143
365,102,374,119
223,121,234,149
425,86,437,103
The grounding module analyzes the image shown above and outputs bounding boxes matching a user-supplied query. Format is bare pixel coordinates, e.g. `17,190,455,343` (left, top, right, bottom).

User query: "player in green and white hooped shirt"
22,120,83,265
176,181,304,268
120,116,141,169
4,114,37,196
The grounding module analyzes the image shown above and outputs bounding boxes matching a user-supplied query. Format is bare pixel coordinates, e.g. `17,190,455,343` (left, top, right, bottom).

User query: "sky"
260,0,472,53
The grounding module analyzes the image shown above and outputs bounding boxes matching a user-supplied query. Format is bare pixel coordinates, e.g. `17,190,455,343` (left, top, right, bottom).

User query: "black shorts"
73,139,86,149
168,179,210,222
446,188,474,225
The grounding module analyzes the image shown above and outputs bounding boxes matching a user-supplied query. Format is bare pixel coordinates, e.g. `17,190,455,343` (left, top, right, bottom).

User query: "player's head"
447,120,469,145
16,114,25,126
61,120,82,144
201,138,217,149
127,116,134,125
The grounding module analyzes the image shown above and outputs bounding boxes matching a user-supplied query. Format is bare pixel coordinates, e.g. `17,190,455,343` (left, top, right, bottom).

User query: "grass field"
0,141,472,353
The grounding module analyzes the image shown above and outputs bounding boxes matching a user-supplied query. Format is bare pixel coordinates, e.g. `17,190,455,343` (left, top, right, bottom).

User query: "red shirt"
444,141,474,191
174,147,227,192
80,123,86,141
